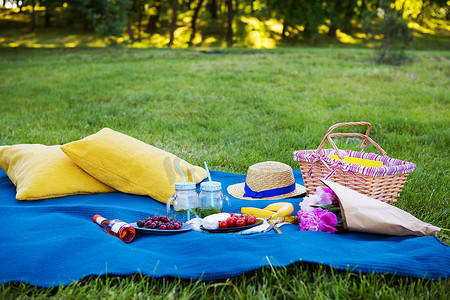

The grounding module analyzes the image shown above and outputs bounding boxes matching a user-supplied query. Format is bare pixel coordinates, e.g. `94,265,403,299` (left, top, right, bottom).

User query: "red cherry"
247,215,256,225
227,217,237,227
236,219,246,227
219,220,228,229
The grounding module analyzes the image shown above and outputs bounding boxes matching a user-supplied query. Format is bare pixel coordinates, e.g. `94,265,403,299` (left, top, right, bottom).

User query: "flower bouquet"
297,186,341,233
297,179,442,237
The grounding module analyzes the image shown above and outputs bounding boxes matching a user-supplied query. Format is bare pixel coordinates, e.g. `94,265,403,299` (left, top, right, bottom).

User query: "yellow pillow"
0,144,116,200
61,128,207,203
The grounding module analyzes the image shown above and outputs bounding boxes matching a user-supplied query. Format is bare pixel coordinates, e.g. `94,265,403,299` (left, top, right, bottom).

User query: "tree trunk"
188,0,204,46
328,24,338,38
209,0,217,20
342,4,354,34
359,0,366,19
147,0,162,34
30,1,36,32
137,5,142,41
169,0,178,47
281,20,286,39
44,6,51,27
126,22,134,40
380,13,387,63
82,18,89,31
380,33,387,62
226,0,233,47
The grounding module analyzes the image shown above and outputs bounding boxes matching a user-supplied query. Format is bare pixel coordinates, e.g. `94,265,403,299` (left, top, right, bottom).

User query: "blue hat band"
243,182,296,199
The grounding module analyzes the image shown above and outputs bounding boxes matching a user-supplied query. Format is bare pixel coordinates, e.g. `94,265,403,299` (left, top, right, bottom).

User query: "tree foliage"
96,0,131,38
1,0,447,49
363,0,413,64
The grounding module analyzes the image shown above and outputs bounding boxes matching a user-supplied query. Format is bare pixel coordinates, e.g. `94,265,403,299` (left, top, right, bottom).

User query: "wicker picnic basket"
293,122,415,203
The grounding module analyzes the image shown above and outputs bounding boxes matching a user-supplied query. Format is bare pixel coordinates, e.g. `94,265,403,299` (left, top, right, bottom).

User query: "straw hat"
227,161,306,200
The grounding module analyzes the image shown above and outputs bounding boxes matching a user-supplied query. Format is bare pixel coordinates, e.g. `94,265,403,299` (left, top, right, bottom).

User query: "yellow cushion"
0,144,116,200
61,128,207,203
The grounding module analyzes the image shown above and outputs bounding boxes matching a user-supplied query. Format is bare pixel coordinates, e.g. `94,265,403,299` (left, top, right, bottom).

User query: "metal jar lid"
174,182,196,190
200,181,222,192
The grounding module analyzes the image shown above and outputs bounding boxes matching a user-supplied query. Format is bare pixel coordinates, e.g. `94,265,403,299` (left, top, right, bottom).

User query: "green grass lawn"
0,46,449,298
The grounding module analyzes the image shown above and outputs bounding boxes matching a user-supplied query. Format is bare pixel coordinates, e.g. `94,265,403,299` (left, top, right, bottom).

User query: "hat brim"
227,182,306,200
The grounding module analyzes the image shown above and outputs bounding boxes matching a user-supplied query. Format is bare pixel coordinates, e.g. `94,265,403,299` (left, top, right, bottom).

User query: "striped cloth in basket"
293,149,415,178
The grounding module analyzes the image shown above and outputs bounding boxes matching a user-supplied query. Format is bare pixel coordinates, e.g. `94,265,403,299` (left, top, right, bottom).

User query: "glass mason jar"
198,181,229,218
166,182,199,222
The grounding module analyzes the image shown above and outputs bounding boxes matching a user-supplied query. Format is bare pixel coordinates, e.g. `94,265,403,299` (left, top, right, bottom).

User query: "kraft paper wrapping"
320,179,441,237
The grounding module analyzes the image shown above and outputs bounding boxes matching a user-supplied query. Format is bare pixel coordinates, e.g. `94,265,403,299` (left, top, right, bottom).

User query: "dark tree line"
1,0,448,51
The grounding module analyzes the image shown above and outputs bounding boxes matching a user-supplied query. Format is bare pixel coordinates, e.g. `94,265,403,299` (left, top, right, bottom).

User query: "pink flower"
297,208,338,233
297,209,320,231
316,187,339,205
299,194,321,212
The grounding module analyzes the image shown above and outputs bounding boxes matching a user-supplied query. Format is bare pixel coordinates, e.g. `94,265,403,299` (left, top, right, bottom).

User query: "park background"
1,0,449,57
0,0,449,299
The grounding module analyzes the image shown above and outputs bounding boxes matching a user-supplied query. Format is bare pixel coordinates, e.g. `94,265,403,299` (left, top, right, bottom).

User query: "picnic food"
246,215,257,225
219,220,228,229
236,218,246,227
202,213,231,229
93,214,136,243
240,202,294,220
240,207,275,218
266,202,295,220
226,216,237,227
136,215,183,230
202,213,257,229
222,214,257,228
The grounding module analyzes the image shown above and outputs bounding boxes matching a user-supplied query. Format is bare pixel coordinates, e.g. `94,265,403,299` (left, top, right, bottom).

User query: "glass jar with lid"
198,181,229,218
166,182,199,222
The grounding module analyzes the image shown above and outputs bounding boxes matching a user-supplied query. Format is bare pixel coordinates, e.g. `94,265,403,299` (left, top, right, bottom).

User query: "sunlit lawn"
0,44,449,298
0,5,450,298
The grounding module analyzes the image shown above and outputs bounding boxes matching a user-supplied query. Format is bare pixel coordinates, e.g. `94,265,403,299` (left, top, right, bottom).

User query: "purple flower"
316,187,339,205
297,209,320,231
297,208,338,233
299,194,321,212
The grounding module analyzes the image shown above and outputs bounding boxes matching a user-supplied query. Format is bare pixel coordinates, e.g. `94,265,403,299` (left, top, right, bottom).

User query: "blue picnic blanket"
0,168,448,287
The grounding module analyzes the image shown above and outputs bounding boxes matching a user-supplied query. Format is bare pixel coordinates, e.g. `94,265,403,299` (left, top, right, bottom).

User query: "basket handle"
316,122,372,154
315,122,387,160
